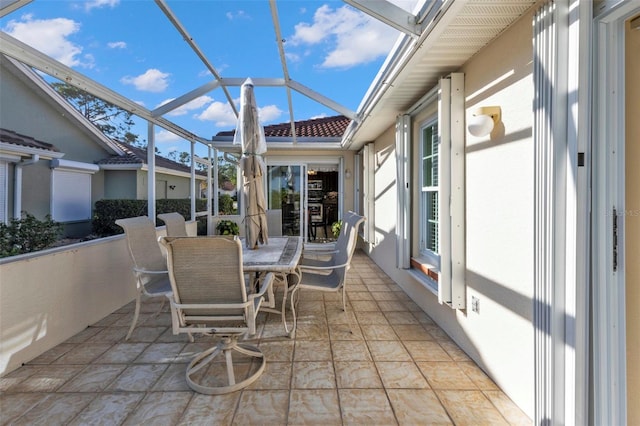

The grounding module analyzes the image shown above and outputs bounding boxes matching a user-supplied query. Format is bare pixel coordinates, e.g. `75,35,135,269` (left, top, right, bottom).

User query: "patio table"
241,236,302,337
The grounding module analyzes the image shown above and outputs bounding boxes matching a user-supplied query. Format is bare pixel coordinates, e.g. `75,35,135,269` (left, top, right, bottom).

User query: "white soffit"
348,0,537,149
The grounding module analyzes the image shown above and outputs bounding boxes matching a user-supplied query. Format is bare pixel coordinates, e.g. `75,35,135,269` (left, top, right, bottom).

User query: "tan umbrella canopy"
234,78,268,249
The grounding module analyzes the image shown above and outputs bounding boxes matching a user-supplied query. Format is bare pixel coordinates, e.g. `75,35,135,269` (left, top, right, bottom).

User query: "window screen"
52,169,92,222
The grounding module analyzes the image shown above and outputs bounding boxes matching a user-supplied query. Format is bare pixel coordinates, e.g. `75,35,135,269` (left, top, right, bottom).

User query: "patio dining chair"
116,216,173,340
159,236,274,394
300,210,362,267
289,213,365,338
157,212,188,237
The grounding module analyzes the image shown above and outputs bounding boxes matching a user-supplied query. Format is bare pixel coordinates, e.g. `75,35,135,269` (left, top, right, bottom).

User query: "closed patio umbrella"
234,78,268,249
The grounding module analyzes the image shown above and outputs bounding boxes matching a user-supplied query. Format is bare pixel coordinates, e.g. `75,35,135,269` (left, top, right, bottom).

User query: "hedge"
92,199,208,237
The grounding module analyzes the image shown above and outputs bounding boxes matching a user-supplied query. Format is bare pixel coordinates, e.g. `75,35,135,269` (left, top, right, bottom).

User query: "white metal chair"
115,216,173,340
300,210,362,267
159,236,274,394
289,213,365,338
157,212,188,237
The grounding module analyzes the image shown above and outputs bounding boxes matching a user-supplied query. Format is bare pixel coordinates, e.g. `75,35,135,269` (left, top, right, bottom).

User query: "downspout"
13,154,39,218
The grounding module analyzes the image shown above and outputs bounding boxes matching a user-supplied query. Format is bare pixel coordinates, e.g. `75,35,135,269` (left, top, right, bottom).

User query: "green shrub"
216,219,239,236
219,193,236,215
0,213,63,258
92,199,209,237
331,220,342,238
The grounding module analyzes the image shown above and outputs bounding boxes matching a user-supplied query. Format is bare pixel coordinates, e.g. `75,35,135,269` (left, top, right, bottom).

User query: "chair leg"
341,286,354,334
125,291,142,340
185,337,266,395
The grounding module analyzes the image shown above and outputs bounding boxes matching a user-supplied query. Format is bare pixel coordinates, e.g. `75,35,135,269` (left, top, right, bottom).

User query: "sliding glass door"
266,164,306,237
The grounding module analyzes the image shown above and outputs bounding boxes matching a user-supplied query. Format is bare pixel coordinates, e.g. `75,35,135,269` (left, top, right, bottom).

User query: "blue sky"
1,0,415,157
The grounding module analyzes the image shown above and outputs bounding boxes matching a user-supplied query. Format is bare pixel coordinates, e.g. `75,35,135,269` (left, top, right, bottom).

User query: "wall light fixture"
468,106,501,137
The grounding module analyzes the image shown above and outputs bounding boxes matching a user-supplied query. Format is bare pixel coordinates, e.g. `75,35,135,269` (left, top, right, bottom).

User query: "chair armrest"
303,242,337,252
133,267,169,275
300,261,350,275
250,272,275,301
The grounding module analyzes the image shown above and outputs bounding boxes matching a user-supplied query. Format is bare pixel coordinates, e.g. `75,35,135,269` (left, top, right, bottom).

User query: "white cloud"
121,69,170,93
3,14,92,68
288,4,403,69
226,10,250,20
155,129,182,143
310,113,328,119
84,0,119,12
195,101,238,127
107,41,127,49
258,105,284,123
156,96,214,117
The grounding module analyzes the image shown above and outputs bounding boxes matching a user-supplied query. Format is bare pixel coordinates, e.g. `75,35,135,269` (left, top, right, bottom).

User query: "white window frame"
0,160,7,224
50,159,99,222
419,118,440,267
397,74,465,309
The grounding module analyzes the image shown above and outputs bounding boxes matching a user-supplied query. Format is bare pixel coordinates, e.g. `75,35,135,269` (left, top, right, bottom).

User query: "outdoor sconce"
467,106,501,137
169,185,176,190
345,169,352,179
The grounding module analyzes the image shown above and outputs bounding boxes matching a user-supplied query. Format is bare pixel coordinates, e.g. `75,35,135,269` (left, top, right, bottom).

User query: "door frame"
266,156,345,240
591,2,639,424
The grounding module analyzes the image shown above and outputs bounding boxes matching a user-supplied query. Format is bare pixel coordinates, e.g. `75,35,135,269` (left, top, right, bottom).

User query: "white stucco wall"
0,222,196,376
366,10,536,417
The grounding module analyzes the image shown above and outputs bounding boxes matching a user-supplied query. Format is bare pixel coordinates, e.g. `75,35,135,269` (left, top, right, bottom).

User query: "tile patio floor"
0,251,532,425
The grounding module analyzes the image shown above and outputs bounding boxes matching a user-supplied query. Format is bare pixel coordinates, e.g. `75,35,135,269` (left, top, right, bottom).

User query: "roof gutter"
342,0,463,149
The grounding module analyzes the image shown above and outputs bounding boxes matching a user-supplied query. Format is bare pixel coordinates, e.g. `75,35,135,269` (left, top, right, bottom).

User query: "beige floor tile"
351,300,380,312
483,390,533,425
356,311,389,325
288,389,342,425
387,389,452,425
348,291,374,301
106,364,168,391
384,311,420,325
0,366,39,392
0,393,51,424
27,343,76,365
259,339,295,362
152,363,191,391
335,361,383,388
328,323,364,340
247,361,291,390
436,390,510,426
332,340,372,361
53,343,113,365
326,307,357,325
367,341,412,361
94,342,148,364
404,341,452,362
417,362,478,390
294,341,333,361
86,327,129,343
439,341,472,362
178,392,240,425
135,342,186,364
339,389,397,425
370,291,399,301
68,393,145,426
458,362,500,390
124,326,168,342
377,301,406,312
292,361,336,389
392,324,433,341
8,366,84,392
232,390,289,425
58,364,125,392
361,324,399,340
122,391,192,425
376,361,430,389
10,393,95,426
